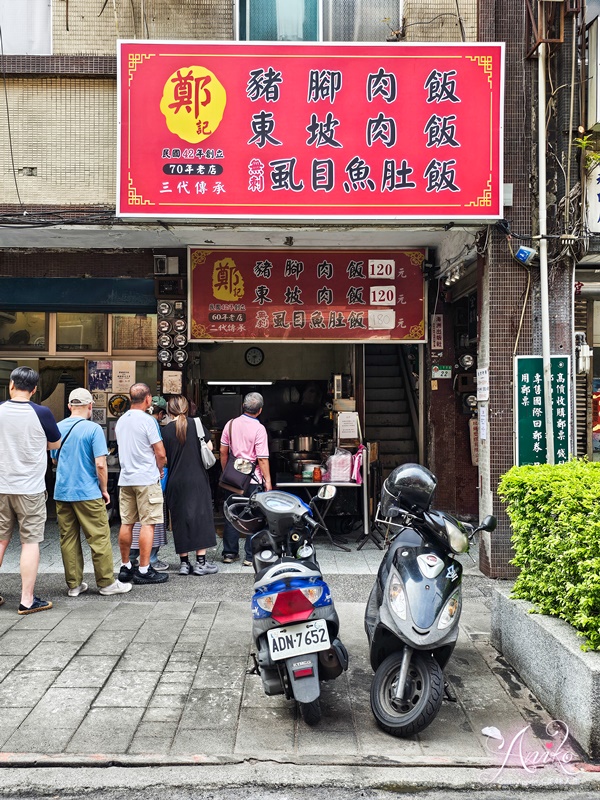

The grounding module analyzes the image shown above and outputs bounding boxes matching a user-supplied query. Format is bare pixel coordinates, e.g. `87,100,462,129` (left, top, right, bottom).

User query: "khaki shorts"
119,483,164,526
0,493,47,544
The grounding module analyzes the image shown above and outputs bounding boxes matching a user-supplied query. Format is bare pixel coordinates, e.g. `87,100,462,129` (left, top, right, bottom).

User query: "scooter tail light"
293,667,314,679
388,575,407,620
255,593,278,612
438,591,461,629
300,586,323,604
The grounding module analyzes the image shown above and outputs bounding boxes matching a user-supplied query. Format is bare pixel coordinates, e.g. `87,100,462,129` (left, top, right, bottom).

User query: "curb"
0,762,598,795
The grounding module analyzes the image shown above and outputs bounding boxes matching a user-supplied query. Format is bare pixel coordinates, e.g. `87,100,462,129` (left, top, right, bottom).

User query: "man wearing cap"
0,367,61,614
53,388,132,597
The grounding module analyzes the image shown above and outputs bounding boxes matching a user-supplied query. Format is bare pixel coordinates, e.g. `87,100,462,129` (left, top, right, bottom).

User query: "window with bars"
238,0,401,42
0,0,51,54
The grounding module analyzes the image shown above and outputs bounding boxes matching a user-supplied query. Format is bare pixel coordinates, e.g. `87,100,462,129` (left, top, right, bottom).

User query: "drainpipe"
538,37,555,464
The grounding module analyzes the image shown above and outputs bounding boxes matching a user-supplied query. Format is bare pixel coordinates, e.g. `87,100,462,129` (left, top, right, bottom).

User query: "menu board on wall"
189,248,426,342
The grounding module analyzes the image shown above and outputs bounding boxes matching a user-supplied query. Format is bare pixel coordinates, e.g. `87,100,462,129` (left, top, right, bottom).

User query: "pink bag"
351,445,365,485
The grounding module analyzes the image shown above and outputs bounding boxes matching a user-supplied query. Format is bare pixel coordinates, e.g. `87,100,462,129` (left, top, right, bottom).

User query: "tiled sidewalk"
0,598,559,764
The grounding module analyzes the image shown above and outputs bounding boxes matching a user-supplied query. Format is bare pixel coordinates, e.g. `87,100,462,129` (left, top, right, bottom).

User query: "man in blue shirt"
53,388,131,597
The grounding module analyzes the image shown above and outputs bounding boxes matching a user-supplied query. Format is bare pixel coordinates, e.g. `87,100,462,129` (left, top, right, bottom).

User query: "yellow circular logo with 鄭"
160,66,227,144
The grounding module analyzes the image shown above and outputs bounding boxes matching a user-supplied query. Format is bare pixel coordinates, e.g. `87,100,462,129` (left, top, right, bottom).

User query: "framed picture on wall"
87,361,112,392
112,361,136,393
162,370,182,395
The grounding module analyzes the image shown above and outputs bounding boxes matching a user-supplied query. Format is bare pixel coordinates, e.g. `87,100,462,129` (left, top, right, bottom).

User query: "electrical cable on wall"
0,24,24,210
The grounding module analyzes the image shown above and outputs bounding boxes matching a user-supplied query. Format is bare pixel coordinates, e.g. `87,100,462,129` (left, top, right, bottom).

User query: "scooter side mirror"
480,515,497,532
317,484,337,501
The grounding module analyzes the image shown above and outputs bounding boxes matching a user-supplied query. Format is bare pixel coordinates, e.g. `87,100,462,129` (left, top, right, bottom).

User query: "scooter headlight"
388,573,407,620
438,591,461,629
444,518,469,554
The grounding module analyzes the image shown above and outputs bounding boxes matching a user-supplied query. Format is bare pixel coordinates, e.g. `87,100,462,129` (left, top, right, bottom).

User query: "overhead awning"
0,278,156,313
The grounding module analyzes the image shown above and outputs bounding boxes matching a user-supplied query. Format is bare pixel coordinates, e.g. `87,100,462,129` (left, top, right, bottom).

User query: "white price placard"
368,308,395,330
369,285,396,306
368,259,395,279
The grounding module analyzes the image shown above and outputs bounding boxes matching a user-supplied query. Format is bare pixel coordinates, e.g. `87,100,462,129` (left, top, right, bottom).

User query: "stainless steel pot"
295,435,313,451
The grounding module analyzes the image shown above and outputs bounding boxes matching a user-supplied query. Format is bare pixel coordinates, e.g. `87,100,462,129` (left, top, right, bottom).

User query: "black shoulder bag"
218,419,257,495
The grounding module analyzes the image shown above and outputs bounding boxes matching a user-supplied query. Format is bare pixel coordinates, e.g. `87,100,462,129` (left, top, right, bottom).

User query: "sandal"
18,597,53,615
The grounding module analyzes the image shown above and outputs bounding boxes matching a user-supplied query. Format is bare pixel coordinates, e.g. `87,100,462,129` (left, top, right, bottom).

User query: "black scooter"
364,464,496,737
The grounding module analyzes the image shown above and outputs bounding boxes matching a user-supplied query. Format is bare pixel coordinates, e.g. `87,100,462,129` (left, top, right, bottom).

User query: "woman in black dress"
163,396,218,576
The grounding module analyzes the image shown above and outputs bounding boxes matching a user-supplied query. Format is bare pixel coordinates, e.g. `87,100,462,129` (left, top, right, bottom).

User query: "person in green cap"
128,395,170,571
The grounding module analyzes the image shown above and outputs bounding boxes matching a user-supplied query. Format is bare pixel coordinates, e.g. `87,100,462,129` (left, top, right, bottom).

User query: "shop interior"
190,341,368,542
0,334,370,543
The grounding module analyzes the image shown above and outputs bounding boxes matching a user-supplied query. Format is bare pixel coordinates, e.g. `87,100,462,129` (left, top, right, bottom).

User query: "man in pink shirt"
219,392,272,566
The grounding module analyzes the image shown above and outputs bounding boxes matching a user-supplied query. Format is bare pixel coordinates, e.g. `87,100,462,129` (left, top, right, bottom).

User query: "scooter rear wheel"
370,651,444,737
298,698,321,726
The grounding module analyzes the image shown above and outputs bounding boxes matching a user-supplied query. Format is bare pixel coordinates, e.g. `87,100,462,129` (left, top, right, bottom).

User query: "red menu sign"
189,248,426,342
118,41,503,220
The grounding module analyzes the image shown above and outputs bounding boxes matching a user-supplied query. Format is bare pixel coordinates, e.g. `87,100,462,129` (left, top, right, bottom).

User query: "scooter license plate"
267,619,330,662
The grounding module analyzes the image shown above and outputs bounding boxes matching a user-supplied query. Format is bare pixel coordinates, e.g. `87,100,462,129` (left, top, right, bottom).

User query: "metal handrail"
397,345,419,442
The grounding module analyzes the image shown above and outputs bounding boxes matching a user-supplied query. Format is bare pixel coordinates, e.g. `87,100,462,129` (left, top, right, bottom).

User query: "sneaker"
242,560,253,567
0,594,5,607
132,566,169,585
18,597,53,615
151,559,170,572
99,580,133,596
179,561,191,575
222,555,239,564
118,564,136,582
193,561,219,576
67,582,88,597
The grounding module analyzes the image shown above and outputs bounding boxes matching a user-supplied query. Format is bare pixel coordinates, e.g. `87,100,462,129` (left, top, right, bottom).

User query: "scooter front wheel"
370,651,443,737
298,698,321,726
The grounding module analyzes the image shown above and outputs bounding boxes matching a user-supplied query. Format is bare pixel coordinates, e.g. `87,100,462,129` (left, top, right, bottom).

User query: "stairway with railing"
364,344,419,477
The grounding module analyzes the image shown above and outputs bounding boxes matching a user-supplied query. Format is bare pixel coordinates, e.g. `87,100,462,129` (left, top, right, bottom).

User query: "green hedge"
498,460,600,651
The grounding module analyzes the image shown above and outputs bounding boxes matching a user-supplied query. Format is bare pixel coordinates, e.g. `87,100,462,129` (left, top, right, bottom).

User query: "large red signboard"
189,248,426,342
118,41,503,220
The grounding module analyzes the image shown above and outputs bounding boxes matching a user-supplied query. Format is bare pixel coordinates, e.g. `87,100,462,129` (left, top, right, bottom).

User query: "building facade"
0,0,585,577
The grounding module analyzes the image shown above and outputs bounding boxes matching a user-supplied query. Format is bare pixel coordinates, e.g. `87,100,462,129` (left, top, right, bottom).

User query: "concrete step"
378,439,417,454
366,343,399,355
364,400,408,414
381,453,419,474
365,376,403,389
365,387,406,401
365,426,413,441
365,413,410,427
364,354,399,367
365,366,402,378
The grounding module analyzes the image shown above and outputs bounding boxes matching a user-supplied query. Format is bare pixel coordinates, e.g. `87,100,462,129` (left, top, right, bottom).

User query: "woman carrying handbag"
162,395,218,576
